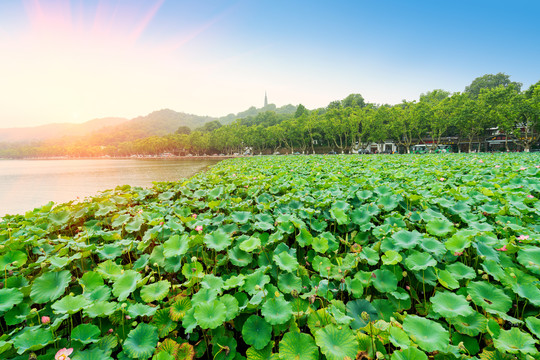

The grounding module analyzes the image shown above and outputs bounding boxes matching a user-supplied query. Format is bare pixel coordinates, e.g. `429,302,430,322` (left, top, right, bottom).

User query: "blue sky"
0,0,539,127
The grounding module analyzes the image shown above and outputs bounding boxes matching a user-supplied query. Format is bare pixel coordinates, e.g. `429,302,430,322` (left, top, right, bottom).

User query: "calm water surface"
0,158,222,217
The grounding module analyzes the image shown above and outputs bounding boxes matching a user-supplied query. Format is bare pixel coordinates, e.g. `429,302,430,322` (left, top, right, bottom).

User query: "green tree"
175,126,191,135
342,94,366,108
465,73,522,99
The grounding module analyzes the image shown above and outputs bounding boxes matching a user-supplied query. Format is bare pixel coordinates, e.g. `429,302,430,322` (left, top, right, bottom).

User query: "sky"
0,0,539,128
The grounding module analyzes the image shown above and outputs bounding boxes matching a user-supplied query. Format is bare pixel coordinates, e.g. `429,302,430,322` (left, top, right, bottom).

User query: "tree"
465,73,522,99
514,85,540,152
418,89,451,151
294,104,308,118
452,93,484,153
342,94,366,108
176,126,191,135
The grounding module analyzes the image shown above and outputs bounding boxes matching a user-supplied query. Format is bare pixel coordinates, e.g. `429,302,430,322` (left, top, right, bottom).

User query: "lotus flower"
495,165,500,168
454,251,463,256
527,195,534,199
195,225,203,232
439,177,445,181
520,167,526,171
192,214,197,219
496,245,507,252
479,160,484,163
517,235,529,241
55,348,73,360
41,316,50,325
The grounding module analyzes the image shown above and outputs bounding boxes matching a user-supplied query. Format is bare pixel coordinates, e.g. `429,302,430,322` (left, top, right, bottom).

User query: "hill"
0,117,127,143
218,103,297,124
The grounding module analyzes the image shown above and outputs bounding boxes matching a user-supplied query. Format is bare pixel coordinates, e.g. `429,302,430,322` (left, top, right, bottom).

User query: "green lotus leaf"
512,282,540,307
391,230,422,250
312,236,329,253
525,317,540,339
279,331,319,360
445,234,472,253
204,229,232,251
315,324,359,360
436,269,460,290
372,269,398,293
71,323,101,344
52,295,91,314
232,211,253,224
170,296,191,321
278,272,302,294
49,210,71,225
402,315,449,352
4,302,29,325
83,301,118,318
97,244,123,260
452,311,488,337
404,251,437,271
128,303,158,318
140,280,170,303
72,348,113,360
381,250,402,265
79,271,104,291
200,274,224,295
112,270,141,301
96,260,123,280
0,250,27,270
163,234,190,258
151,308,176,338
493,327,537,355
12,327,54,354
212,336,237,360
220,294,239,321
307,308,334,333
123,323,159,360
346,299,378,329
84,285,112,302
389,326,411,349
228,245,253,267
391,347,428,360
191,288,218,304
242,315,272,350
377,194,398,211
426,218,454,237
445,262,476,280
242,268,271,295
30,270,71,303
517,247,540,275
239,235,261,252
273,251,299,272
431,291,474,318
261,297,293,325
194,299,227,329
223,274,246,290
181,307,197,334
467,281,512,313
330,207,349,225
0,288,23,313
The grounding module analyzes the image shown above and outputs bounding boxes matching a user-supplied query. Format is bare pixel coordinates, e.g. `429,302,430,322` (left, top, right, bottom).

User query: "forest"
1,73,539,158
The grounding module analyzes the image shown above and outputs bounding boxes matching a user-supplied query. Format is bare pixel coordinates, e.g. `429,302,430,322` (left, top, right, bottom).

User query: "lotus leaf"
52,294,91,314
402,315,449,352
261,297,293,325
493,327,537,355
426,218,454,237
72,348,113,360
128,303,158,318
79,271,104,291
431,291,474,318
239,235,261,252
391,347,428,360
372,269,398,293
71,323,101,344
194,299,227,329
314,324,359,360
112,270,141,301
0,250,27,270
346,299,378,329
279,331,319,360
242,315,272,350
467,281,512,313
151,308,176,337
123,323,159,359
404,251,437,271
0,288,23,313
517,247,540,275
140,280,170,303
30,270,71,303
391,230,422,250
83,300,118,318
381,250,403,265
525,317,540,339
163,234,190,257
452,311,488,337
389,326,411,349
204,230,232,251
273,251,299,272
12,327,54,354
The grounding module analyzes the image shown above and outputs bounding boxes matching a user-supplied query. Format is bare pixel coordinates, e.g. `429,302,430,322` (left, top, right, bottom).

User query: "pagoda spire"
264,91,268,107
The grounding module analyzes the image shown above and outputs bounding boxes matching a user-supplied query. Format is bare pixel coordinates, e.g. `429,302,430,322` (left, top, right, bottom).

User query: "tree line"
1,73,539,159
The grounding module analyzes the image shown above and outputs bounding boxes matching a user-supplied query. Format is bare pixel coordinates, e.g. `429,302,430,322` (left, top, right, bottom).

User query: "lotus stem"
422,270,426,307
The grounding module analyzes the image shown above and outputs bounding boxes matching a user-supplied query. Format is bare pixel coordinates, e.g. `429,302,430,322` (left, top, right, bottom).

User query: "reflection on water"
0,158,221,217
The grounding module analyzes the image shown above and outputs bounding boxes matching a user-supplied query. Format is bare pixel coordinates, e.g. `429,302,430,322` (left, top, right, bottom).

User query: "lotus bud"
145,265,150,272
191,256,197,262
458,342,467,352
482,274,489,280
121,303,127,308
309,295,316,304
126,315,132,320
255,285,261,290
132,321,137,327
153,263,159,267
149,276,155,283
40,262,47,268
326,266,331,272
41,316,50,325
69,292,75,296
402,271,407,277
529,261,534,266
376,352,385,360
405,285,410,291
466,295,472,301
31,308,38,313
477,269,484,274
361,311,370,322
8,269,14,276
275,291,280,297
108,328,113,334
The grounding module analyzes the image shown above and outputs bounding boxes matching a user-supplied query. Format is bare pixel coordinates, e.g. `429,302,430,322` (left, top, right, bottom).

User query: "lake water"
0,158,222,218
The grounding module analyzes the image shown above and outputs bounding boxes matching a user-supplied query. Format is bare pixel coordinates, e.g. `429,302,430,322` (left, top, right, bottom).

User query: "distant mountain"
218,103,297,124
0,117,127,143
82,109,215,145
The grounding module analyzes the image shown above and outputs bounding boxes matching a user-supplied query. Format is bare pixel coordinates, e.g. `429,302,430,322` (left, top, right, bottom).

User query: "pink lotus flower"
55,348,73,360
41,316,50,325
520,167,526,171
108,328,113,334
454,251,463,256
536,165,540,169
405,285,410,291
527,195,535,199
496,245,507,252
479,160,484,163
517,235,530,241
439,177,445,181
195,225,203,232
495,165,500,168
137,209,143,214
192,214,197,219
159,222,164,226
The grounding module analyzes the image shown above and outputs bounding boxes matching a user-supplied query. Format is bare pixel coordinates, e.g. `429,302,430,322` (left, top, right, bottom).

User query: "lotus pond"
1,154,540,360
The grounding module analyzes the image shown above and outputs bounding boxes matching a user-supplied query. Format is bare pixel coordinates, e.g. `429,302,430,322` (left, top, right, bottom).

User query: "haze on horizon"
0,0,539,128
